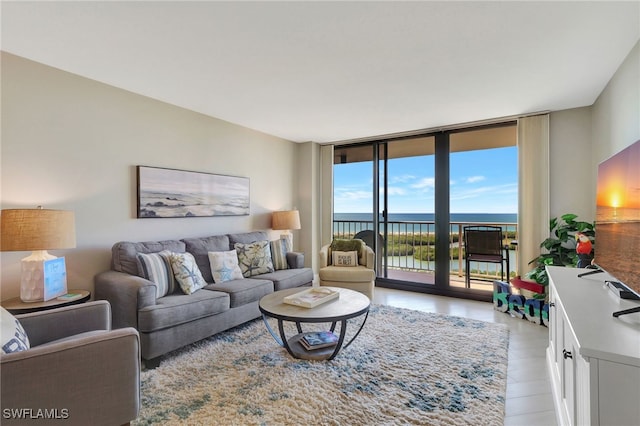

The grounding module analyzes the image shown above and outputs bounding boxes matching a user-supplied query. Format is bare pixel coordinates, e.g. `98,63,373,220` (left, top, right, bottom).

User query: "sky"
596,140,640,210
333,146,518,214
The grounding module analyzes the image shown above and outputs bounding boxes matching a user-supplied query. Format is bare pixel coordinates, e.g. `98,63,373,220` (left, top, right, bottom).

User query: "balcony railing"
333,219,518,285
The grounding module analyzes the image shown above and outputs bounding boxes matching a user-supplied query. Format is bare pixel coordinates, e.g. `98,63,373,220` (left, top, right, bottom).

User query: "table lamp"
272,210,301,250
1,207,76,302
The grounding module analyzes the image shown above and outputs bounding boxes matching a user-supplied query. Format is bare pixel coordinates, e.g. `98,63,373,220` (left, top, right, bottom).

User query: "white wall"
549,107,593,220
542,41,639,224
592,41,640,164
1,53,300,300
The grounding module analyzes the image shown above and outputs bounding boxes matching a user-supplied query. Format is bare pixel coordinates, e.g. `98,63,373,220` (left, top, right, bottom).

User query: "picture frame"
136,166,250,218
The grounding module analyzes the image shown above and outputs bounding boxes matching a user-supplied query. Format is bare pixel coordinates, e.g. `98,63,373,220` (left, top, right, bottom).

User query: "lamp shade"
272,210,301,231
1,209,76,251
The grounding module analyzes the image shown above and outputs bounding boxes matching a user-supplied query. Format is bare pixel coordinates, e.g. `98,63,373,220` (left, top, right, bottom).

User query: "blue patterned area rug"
134,305,509,425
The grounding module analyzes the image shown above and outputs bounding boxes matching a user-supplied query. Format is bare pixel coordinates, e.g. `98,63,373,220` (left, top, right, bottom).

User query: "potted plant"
513,214,595,299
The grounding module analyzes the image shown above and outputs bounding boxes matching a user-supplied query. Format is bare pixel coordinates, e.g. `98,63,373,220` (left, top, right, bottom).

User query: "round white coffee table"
259,287,370,360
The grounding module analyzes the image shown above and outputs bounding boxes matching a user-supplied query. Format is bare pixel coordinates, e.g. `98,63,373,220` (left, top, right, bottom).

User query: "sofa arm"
286,251,305,269
319,244,330,268
17,301,111,347
1,327,140,426
94,270,156,330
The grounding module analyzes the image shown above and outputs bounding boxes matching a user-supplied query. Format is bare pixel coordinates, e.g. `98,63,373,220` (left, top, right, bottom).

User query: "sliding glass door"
333,123,517,301
378,137,435,286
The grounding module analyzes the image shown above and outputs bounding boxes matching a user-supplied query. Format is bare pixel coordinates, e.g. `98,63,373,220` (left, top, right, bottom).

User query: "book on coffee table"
300,331,338,351
283,287,339,308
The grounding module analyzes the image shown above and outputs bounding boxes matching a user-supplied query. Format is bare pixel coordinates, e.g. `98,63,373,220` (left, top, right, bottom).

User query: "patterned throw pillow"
331,239,364,264
332,250,358,267
167,252,207,295
235,240,275,277
137,250,176,297
1,307,30,354
270,238,290,271
208,250,244,283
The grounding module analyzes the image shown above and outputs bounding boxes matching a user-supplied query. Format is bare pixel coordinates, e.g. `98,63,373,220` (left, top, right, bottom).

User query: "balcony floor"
385,268,499,292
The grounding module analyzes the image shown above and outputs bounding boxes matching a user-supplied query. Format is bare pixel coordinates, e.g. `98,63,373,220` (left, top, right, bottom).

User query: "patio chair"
463,225,510,288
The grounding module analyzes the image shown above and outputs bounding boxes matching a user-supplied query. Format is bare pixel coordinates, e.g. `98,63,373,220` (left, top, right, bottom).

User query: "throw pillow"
332,250,359,267
137,250,176,297
1,307,30,354
235,240,275,277
167,252,207,295
330,238,363,254
331,238,365,264
270,238,290,271
208,250,244,283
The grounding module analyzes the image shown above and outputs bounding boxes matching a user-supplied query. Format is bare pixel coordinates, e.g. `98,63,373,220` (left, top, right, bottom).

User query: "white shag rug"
134,304,509,426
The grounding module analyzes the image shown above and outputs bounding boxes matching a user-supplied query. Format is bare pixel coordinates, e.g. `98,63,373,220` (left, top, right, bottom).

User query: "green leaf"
561,213,578,222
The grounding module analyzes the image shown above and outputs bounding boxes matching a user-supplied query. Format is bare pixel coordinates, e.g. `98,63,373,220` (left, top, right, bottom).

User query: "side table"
1,290,91,315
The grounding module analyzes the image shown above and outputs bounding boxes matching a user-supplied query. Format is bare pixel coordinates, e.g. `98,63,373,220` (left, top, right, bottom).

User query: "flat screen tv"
592,139,640,317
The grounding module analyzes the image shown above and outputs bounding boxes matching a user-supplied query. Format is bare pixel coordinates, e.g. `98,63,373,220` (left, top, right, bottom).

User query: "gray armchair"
1,301,140,426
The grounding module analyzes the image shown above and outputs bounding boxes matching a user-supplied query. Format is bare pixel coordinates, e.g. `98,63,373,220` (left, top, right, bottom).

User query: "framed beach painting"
137,166,250,218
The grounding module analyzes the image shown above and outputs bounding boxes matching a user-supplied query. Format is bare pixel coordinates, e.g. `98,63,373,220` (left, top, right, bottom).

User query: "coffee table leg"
262,314,283,346
328,319,348,360
343,310,369,350
328,310,370,359
277,318,298,358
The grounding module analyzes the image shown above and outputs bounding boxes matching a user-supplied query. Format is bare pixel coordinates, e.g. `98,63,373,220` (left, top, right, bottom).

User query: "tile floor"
372,286,558,426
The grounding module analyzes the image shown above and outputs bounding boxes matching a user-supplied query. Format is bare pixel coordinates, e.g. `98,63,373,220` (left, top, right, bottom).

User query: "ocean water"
334,213,517,223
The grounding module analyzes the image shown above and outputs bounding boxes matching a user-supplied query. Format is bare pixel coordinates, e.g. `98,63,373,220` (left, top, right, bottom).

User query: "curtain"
517,114,550,277
320,144,334,248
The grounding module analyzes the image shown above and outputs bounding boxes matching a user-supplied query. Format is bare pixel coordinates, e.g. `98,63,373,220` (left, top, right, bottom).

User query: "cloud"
390,174,416,184
450,183,517,201
383,186,407,196
466,175,485,183
410,177,435,189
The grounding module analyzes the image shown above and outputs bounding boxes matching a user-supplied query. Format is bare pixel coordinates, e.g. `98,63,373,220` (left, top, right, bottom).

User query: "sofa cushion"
270,238,290,270
182,235,230,282
208,250,244,283
138,290,230,332
112,240,186,276
1,307,30,354
235,240,274,277
253,268,314,291
167,252,207,295
318,265,375,283
204,279,273,308
137,251,176,297
228,231,269,248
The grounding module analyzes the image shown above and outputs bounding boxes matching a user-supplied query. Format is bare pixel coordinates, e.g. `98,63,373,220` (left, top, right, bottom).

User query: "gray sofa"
94,231,313,366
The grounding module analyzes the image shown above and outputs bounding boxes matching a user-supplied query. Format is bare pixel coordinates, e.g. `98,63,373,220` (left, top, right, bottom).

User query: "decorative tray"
283,288,340,308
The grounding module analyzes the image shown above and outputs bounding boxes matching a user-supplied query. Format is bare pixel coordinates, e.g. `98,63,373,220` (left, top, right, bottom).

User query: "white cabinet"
547,266,640,426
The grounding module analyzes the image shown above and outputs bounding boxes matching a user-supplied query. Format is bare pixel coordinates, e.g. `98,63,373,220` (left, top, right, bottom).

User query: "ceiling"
2,1,639,144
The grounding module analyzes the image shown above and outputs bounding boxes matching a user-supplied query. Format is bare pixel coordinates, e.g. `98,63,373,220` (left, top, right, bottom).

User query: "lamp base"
20,250,67,302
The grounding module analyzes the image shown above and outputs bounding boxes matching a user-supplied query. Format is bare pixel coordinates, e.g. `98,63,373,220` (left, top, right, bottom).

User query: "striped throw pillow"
270,238,290,270
137,250,176,298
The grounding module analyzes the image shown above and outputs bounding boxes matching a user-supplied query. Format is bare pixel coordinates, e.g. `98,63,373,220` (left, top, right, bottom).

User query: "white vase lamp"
1,208,76,302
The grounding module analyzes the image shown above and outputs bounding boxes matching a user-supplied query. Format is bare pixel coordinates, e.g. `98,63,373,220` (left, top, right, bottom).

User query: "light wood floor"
372,286,557,426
